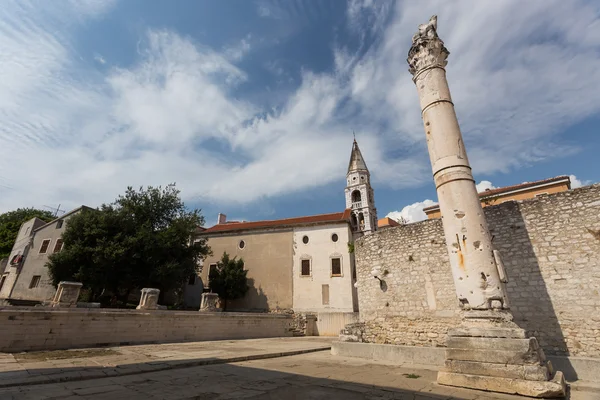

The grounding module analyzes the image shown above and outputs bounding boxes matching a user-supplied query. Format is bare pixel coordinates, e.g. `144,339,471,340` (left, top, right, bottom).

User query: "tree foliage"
46,184,211,306
208,252,249,311
0,208,55,259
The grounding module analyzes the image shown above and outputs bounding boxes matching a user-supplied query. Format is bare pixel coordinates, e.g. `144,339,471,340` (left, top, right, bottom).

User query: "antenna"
43,204,66,218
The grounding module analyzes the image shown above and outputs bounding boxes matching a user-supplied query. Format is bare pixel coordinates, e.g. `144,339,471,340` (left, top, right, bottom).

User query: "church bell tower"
345,139,377,236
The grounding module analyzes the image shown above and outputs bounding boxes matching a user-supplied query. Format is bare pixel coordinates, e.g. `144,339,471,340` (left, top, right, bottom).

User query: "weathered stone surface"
447,337,538,352
444,360,550,381
351,184,600,357
446,348,541,365
448,326,526,339
437,371,566,398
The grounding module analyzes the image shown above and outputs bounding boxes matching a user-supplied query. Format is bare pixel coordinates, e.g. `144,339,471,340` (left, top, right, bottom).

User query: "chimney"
217,213,227,225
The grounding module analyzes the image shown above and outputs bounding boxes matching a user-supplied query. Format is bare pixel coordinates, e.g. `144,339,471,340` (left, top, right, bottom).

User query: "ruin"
50,281,83,308
406,15,565,397
136,288,160,310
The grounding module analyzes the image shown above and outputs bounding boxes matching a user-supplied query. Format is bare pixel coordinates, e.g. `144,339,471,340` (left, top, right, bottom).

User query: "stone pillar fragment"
136,288,160,310
199,292,220,312
407,16,564,397
51,281,83,308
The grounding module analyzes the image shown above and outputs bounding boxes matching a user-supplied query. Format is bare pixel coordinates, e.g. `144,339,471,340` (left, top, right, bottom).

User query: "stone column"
407,16,565,397
136,288,160,310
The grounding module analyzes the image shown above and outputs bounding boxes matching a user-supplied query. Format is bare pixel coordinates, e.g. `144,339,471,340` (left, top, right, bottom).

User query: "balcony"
352,201,363,209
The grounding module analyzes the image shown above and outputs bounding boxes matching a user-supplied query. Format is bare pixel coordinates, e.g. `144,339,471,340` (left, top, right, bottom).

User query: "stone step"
446,336,538,352
444,360,550,381
448,327,526,339
437,370,566,398
446,347,542,365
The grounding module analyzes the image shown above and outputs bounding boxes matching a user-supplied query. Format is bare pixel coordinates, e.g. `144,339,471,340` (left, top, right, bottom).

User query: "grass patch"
402,373,421,379
13,348,119,362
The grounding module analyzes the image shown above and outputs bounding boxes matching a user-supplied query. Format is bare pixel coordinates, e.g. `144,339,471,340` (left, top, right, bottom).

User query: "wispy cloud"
93,53,106,64
223,34,253,62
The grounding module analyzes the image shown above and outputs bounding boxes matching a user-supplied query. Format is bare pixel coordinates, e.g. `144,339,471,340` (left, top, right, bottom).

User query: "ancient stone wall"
354,184,600,357
0,308,293,352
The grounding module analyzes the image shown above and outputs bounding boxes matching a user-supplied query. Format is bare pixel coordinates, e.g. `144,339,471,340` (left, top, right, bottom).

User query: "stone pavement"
0,350,597,400
0,337,332,388
0,338,597,399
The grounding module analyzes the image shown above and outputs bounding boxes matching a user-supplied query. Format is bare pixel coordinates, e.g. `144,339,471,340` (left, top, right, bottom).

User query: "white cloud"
569,175,591,189
93,53,106,64
223,34,252,61
476,180,496,193
386,199,436,223
0,0,599,216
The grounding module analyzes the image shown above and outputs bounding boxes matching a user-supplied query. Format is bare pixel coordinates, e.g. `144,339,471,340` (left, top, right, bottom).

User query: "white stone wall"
292,223,356,312
0,308,293,352
353,184,600,357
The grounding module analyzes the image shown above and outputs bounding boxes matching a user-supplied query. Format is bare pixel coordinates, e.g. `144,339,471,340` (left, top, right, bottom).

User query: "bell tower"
345,139,377,236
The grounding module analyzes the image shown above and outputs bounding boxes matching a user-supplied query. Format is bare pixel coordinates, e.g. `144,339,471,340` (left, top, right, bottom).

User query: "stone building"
423,175,571,219
193,139,376,312
347,183,600,358
0,206,92,305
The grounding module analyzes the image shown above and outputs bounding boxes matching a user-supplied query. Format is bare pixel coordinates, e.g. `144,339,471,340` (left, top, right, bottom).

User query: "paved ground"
0,338,597,399
0,337,333,388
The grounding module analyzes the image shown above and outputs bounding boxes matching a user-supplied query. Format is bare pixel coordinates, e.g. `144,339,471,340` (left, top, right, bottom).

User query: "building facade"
423,176,571,219
0,207,91,305
193,139,375,312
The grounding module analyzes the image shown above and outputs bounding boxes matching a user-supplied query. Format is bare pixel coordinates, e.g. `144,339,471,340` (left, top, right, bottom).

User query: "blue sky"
0,0,598,225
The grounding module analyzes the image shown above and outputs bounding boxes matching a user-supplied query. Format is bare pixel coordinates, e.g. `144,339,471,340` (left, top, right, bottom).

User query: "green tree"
209,252,249,311
0,208,55,259
46,184,211,306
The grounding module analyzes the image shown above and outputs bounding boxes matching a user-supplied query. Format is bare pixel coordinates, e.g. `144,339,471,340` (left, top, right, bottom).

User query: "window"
208,263,218,278
10,254,22,265
188,274,196,285
331,233,338,242
322,284,330,305
29,275,41,289
331,258,342,276
239,240,245,249
56,220,63,229
301,259,311,276
302,235,309,244
39,239,51,254
53,239,64,253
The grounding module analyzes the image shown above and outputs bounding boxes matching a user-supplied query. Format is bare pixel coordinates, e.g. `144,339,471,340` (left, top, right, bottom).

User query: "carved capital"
407,15,450,76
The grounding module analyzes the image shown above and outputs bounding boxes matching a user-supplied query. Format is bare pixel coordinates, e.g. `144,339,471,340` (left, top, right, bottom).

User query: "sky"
0,0,598,226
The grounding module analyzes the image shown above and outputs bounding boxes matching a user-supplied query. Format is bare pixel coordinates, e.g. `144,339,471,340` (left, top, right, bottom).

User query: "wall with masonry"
353,184,600,357
0,308,293,352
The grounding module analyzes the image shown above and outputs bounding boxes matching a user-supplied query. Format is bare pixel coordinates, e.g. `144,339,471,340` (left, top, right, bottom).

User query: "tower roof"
347,139,368,173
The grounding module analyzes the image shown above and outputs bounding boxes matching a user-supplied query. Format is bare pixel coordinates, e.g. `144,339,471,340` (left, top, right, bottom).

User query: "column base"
437,325,566,398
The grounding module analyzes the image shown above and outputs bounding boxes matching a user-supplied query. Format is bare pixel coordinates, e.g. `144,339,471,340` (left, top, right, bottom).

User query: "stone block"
448,326,526,339
444,360,550,381
199,293,220,312
136,288,160,310
437,370,566,398
51,281,83,308
445,347,541,365
446,337,538,352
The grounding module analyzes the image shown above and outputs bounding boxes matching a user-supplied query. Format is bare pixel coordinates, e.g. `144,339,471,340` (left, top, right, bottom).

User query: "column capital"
407,15,449,77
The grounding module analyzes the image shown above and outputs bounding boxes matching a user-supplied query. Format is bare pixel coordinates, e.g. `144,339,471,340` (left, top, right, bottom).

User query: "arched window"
351,213,358,230
352,190,362,208
358,213,365,229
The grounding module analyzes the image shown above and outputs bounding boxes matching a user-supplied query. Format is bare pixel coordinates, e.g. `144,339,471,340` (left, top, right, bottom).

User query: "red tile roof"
423,175,571,212
200,209,352,234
